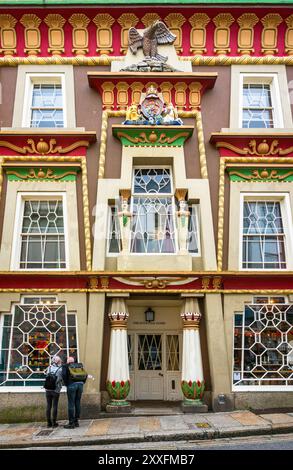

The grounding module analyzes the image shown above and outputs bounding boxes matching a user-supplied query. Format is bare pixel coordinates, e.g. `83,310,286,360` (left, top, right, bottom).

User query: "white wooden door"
135,334,164,400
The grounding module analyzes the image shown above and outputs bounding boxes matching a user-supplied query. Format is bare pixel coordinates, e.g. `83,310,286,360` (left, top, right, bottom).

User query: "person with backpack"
44,355,63,428
62,356,88,429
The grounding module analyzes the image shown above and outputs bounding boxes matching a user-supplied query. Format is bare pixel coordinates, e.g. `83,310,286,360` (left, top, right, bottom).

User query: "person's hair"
67,356,75,364
52,355,62,365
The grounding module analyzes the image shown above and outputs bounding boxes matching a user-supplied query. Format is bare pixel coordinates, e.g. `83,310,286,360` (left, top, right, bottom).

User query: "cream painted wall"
92,145,217,271
0,180,80,271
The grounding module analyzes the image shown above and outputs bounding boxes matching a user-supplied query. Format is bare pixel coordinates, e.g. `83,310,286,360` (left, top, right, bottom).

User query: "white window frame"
239,193,293,271
22,73,67,128
0,295,79,392
130,166,179,255
239,73,283,129
232,296,293,392
10,192,69,271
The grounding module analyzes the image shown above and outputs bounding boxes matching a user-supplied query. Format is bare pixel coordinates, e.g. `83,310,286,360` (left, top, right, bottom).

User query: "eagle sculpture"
128,20,176,62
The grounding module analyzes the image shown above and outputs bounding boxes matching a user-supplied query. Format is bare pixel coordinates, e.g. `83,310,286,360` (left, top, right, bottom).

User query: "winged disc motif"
128,20,176,63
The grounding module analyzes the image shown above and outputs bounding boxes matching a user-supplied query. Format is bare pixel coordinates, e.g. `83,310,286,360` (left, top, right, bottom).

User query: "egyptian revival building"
0,0,293,420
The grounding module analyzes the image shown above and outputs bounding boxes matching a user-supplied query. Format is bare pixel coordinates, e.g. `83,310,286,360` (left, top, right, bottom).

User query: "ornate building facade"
0,0,293,420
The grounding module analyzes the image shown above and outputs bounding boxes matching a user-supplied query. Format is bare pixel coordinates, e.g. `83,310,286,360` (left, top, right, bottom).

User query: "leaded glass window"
0,297,78,387
242,84,274,128
166,335,180,371
187,204,200,254
130,169,177,254
30,83,64,128
138,334,162,371
107,206,122,254
19,200,66,269
233,297,293,388
242,201,286,269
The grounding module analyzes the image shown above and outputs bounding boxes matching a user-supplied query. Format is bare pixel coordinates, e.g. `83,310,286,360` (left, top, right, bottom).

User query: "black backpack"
44,367,60,390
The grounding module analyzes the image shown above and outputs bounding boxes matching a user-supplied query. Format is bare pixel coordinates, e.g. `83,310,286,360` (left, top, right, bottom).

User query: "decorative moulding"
20,14,41,56
285,14,293,56
227,167,293,182
93,13,115,55
117,13,139,55
112,124,193,147
189,13,210,55
164,13,186,53
261,13,283,55
0,14,17,55
68,13,90,55
6,166,79,182
237,13,259,55
141,13,161,28
44,14,66,55
213,13,234,55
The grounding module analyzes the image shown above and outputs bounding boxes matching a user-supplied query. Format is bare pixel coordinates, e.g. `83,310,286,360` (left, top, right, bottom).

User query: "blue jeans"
67,382,83,424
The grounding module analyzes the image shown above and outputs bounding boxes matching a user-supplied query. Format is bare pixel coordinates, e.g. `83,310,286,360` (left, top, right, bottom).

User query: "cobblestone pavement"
1,411,293,448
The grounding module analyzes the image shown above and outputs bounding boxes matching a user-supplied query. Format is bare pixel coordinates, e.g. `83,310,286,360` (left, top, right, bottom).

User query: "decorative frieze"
261,13,283,55
116,82,129,109
44,14,66,55
141,13,161,27
130,82,144,105
174,82,187,109
101,82,115,109
285,15,293,55
164,13,186,53
113,126,193,147
20,14,41,56
6,167,78,182
189,82,202,108
117,13,139,54
160,82,173,105
237,13,259,55
0,137,90,155
228,167,293,182
93,13,114,55
0,14,17,56
189,13,210,55
213,13,234,55
68,13,90,55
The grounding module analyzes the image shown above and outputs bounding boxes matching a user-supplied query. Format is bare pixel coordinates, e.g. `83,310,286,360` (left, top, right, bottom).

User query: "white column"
107,297,130,405
175,189,190,254
181,297,205,403
118,189,132,254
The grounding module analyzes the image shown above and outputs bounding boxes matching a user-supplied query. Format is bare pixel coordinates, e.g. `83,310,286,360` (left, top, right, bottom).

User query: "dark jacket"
62,363,87,386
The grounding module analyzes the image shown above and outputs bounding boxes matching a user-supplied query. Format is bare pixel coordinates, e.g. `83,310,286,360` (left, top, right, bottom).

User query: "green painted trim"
0,0,290,4
113,125,193,147
6,167,78,182
228,167,293,182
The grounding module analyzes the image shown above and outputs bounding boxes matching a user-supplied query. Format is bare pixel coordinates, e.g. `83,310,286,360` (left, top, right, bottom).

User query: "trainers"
63,423,75,429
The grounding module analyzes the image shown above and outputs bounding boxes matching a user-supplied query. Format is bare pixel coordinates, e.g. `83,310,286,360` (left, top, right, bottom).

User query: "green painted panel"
113,126,193,147
228,167,293,182
6,167,78,182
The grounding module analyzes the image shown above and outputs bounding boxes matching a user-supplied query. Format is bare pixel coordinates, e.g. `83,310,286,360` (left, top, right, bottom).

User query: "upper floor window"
187,204,200,255
12,194,67,270
130,168,177,254
240,75,283,129
241,196,291,270
107,205,122,255
0,296,78,388
22,73,66,128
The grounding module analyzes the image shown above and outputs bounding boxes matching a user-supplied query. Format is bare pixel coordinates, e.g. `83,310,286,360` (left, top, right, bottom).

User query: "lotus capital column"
106,297,131,411
180,297,207,412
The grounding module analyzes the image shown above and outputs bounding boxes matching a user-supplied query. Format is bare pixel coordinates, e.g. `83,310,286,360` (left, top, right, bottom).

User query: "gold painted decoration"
101,82,115,109
117,130,190,145
141,13,161,27
117,13,139,54
261,14,283,55
189,82,202,108
0,138,89,155
189,13,210,55
285,14,293,55
93,13,115,55
228,168,293,181
174,82,187,109
116,81,129,109
201,277,211,289
68,13,90,56
0,14,17,56
88,277,99,289
44,14,66,55
100,276,110,289
213,13,234,55
213,276,222,289
160,82,173,104
164,13,186,53
130,82,144,105
20,14,41,56
175,188,188,201
6,167,77,180
216,139,293,157
237,13,259,55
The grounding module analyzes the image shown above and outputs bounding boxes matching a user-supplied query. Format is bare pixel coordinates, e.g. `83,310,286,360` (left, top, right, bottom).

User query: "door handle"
158,373,163,377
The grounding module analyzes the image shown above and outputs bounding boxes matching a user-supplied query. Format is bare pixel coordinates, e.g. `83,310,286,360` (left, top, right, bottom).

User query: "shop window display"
233,296,293,388
0,297,78,387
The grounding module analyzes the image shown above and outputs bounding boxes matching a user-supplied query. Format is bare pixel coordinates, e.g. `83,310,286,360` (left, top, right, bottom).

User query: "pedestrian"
62,356,88,429
44,355,63,428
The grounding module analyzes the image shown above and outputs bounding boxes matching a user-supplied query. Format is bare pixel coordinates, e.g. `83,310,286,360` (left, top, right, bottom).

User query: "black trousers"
46,390,60,423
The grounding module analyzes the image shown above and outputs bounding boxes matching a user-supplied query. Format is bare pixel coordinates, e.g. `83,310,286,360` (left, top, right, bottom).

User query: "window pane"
133,169,171,194
108,206,121,254
31,84,63,128
187,205,199,254
242,83,274,128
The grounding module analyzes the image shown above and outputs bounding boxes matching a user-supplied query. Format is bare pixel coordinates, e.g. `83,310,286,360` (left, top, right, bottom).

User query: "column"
181,297,208,412
106,297,131,412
